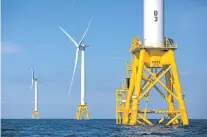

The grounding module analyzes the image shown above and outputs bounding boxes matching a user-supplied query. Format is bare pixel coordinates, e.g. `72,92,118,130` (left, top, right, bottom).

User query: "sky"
1,0,207,119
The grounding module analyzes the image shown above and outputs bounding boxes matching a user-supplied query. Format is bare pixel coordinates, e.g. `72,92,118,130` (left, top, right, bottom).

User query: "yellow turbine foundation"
116,37,189,126
76,104,89,120
32,111,40,119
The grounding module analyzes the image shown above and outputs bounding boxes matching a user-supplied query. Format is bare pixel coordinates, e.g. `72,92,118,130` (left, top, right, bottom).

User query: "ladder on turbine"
116,61,132,124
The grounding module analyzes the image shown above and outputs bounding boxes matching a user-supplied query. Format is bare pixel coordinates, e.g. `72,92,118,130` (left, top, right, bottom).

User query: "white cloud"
1,44,21,54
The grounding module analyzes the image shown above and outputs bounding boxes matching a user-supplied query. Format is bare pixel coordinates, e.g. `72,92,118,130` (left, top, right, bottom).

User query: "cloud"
1,44,21,54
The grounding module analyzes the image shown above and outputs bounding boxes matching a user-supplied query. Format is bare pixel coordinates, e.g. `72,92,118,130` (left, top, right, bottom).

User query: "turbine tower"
59,18,92,120
31,68,40,119
116,0,189,126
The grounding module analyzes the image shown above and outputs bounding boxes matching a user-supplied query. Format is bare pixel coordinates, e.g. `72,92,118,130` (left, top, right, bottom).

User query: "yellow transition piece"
116,37,189,126
76,104,89,120
32,111,40,119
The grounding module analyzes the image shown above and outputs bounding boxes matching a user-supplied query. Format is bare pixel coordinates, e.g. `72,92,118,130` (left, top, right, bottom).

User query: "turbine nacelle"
79,44,89,50
82,44,89,47
33,78,38,81
31,67,38,90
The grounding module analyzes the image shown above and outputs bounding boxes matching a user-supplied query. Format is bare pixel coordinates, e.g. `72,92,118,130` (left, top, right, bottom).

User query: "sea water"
1,119,207,137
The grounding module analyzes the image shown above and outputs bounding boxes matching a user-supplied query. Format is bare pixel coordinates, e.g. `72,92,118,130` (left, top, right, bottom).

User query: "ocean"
1,119,207,137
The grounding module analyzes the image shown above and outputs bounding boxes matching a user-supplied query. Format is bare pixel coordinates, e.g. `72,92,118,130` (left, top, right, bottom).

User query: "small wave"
64,135,77,137
1,128,16,131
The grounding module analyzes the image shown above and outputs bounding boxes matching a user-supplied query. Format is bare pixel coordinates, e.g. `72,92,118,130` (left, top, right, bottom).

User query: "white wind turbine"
59,18,93,106
31,67,39,117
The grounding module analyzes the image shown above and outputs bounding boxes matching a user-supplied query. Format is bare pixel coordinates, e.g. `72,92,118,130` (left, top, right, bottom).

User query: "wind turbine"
59,18,92,120
31,67,40,119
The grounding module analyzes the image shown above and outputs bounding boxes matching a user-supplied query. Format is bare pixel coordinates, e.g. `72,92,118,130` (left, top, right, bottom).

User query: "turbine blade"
31,67,34,89
72,0,76,7
59,26,79,47
68,48,79,96
31,79,33,90
31,67,34,79
78,18,93,45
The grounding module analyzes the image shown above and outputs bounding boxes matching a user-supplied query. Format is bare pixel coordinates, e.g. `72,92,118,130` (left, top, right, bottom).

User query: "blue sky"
1,0,207,119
